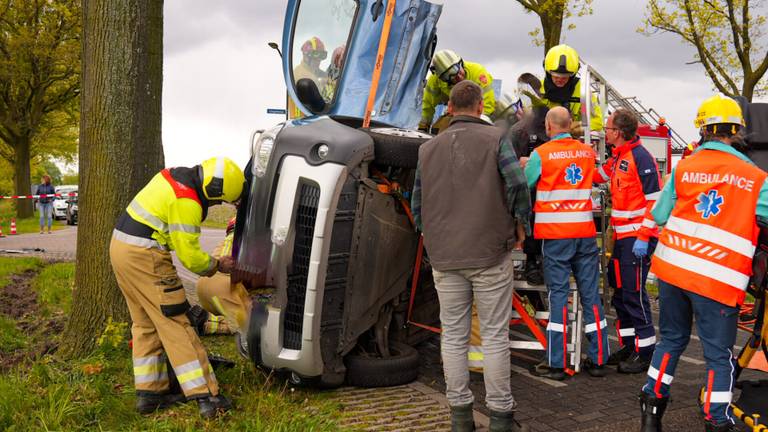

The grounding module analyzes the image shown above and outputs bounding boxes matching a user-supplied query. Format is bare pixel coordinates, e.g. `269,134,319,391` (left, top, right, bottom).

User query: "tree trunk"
62,0,165,357
12,136,33,218
541,13,564,53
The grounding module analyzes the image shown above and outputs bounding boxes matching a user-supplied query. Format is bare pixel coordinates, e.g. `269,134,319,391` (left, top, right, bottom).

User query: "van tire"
344,341,420,387
362,128,431,169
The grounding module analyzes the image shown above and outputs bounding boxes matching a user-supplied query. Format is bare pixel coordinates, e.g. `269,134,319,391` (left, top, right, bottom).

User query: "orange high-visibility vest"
533,138,597,239
651,150,767,306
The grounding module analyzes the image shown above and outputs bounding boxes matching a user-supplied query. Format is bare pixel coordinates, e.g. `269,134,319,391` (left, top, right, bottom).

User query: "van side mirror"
296,78,326,113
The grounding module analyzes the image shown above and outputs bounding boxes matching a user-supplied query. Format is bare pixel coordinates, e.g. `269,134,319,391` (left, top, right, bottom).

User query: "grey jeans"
433,253,516,412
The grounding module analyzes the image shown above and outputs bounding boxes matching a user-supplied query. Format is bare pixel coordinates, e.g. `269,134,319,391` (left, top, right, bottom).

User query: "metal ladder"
580,62,688,153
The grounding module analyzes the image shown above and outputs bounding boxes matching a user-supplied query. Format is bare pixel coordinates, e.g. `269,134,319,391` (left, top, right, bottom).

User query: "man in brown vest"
412,80,531,432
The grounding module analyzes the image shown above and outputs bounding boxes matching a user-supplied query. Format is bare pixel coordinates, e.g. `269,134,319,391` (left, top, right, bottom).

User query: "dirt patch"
0,270,40,319
0,268,64,371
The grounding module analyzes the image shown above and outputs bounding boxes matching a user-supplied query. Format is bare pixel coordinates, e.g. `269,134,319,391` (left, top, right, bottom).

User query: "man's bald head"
545,107,572,137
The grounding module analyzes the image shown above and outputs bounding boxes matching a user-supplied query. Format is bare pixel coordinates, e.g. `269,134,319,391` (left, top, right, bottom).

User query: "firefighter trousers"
542,238,610,368
196,272,251,334
433,253,516,412
608,237,657,357
110,234,219,399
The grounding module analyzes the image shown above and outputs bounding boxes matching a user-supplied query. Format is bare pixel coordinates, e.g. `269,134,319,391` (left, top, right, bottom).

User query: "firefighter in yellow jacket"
534,44,603,134
110,157,245,418
419,49,495,132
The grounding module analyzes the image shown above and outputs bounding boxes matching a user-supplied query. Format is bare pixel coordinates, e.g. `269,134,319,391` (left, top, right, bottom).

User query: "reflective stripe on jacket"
421,61,495,126
532,137,597,239
126,169,216,276
651,149,767,306
596,138,661,241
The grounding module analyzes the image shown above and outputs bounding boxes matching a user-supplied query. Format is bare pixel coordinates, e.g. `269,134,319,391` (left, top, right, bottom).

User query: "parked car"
53,185,77,220
65,196,78,225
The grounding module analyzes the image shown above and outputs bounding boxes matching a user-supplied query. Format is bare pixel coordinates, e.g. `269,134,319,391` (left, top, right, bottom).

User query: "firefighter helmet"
430,49,463,82
301,37,327,60
694,94,745,131
201,157,245,203
544,44,580,76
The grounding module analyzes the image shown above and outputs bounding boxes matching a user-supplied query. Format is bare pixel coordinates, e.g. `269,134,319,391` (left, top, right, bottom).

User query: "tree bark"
11,136,33,218
62,0,164,357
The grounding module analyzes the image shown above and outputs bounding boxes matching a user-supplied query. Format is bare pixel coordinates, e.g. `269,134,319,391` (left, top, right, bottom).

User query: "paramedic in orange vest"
524,107,610,380
639,94,768,432
594,109,661,374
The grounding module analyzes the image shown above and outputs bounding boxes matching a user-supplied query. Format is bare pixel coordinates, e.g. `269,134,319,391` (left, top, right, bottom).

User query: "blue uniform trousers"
542,237,610,368
642,279,739,426
607,236,657,357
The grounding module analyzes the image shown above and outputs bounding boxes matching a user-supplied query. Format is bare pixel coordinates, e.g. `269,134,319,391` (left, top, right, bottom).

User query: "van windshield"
290,0,357,111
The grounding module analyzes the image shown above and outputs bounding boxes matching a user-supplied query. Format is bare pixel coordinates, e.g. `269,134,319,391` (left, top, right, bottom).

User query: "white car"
52,185,77,220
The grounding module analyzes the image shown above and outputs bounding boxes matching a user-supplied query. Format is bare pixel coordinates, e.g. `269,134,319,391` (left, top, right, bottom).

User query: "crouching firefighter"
639,94,768,432
110,157,245,418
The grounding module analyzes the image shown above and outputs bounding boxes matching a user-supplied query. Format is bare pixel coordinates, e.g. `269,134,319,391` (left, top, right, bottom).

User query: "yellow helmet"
430,49,463,79
694,93,745,130
200,157,245,203
544,44,580,75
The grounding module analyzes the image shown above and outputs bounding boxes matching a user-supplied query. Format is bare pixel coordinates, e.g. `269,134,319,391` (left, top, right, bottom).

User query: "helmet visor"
439,62,462,83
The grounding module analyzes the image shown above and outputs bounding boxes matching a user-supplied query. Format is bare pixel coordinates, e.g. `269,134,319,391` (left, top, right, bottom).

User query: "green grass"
0,256,42,288
0,315,27,352
32,262,74,315
201,204,236,229
0,257,344,431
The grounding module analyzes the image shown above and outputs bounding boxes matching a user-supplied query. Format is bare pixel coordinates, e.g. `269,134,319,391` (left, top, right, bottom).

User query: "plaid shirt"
412,136,531,234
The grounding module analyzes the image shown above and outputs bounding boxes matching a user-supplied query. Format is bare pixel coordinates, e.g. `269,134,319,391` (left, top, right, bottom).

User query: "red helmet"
331,45,346,69
301,37,327,59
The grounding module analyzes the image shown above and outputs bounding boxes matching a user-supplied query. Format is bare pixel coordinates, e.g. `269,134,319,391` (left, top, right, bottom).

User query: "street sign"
267,108,287,115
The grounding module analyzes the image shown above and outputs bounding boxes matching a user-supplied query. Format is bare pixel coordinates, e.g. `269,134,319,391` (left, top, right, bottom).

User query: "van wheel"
344,341,420,387
362,128,431,169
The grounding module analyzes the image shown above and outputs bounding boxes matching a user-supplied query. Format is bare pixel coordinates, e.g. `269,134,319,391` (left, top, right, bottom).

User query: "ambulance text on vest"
681,171,755,191
548,150,593,160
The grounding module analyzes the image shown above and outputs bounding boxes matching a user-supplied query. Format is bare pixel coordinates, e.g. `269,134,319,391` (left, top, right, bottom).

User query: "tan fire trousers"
110,235,219,398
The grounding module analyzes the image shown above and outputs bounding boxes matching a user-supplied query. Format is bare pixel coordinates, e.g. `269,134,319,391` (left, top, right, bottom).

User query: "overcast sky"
161,0,767,168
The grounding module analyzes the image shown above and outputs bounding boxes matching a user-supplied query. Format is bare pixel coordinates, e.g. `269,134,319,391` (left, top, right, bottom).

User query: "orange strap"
362,0,396,128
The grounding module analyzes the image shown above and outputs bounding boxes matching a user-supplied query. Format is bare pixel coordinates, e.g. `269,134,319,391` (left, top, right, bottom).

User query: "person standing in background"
36,175,56,234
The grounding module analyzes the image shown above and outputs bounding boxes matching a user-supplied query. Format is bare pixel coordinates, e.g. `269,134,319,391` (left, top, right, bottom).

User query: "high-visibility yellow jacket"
420,61,495,127
126,168,216,276
535,79,604,132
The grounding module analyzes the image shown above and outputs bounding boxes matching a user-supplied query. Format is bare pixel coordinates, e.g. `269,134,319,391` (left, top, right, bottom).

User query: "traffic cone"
0,222,5,238
9,218,16,235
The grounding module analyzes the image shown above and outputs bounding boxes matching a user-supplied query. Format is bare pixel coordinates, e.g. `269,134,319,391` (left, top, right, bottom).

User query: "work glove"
632,239,649,258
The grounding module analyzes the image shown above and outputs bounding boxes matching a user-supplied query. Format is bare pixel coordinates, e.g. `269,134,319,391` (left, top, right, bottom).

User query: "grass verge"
0,257,343,431
0,201,66,235
0,256,42,288
201,204,236,230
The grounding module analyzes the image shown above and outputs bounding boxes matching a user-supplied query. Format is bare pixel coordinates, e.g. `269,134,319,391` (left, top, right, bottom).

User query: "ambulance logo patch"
564,163,583,185
696,189,724,219
478,74,488,86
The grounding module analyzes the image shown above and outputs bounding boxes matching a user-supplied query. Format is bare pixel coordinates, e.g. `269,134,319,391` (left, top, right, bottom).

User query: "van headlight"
250,124,282,178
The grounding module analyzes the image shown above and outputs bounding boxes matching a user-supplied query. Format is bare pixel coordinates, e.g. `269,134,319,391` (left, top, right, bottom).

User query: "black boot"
489,410,529,432
704,421,736,432
136,392,185,414
197,394,232,419
529,359,566,381
582,357,606,377
618,352,651,374
607,345,633,366
449,403,474,432
639,391,668,432
524,259,544,286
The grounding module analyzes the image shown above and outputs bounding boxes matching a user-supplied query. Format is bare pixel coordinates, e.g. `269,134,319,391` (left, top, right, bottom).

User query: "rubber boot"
639,391,668,432
704,421,735,432
489,410,530,432
136,392,185,414
449,403,474,432
197,394,232,419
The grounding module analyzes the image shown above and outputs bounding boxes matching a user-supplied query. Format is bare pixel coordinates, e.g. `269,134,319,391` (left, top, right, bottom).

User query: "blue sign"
267,108,287,115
